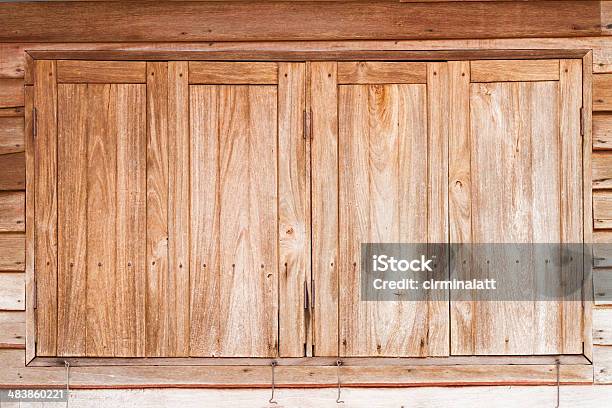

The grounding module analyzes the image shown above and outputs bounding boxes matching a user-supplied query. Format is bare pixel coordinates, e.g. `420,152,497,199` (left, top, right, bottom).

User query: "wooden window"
33,60,307,358
31,57,588,363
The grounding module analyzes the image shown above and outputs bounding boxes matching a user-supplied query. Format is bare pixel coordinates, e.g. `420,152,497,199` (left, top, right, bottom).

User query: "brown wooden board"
0,191,24,232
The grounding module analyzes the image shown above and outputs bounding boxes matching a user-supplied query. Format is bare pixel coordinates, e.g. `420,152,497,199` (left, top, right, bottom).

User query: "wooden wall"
1,0,612,399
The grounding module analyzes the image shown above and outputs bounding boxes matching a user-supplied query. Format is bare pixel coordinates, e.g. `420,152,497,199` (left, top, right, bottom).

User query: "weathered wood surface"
594,308,612,345
0,233,24,271
337,62,427,84
0,273,24,310
0,311,24,348
595,345,612,383
593,113,612,150
594,269,612,305
0,79,23,108
0,152,24,190
0,1,601,42
57,60,147,83
0,192,24,232
10,386,612,408
593,153,612,188
189,62,278,84
311,62,339,357
594,192,612,229
470,59,560,82
0,115,24,155
594,73,612,111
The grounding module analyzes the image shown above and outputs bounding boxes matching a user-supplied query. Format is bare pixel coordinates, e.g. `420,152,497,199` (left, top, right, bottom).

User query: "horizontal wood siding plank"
0,311,24,348
470,59,560,82
0,2,599,42
593,152,612,189
594,74,612,111
0,192,24,232
0,44,26,79
0,349,595,387
189,62,278,84
0,107,23,118
57,60,147,83
0,152,24,190
0,233,24,271
594,113,612,150
337,62,426,84
595,346,612,384
594,308,612,345
0,116,24,154
594,231,612,268
594,192,612,229
0,273,24,310
0,79,23,108
594,270,612,306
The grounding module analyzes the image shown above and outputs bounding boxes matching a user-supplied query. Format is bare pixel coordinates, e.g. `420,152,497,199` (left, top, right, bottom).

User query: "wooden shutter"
450,59,584,355
34,60,307,358
312,62,450,357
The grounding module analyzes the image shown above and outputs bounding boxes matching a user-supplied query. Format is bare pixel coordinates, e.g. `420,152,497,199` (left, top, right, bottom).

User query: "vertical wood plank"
278,63,307,357
57,84,87,356
190,86,220,357
146,62,169,357
167,61,190,357
115,84,146,357
448,61,473,355
426,62,450,357
582,52,594,361
189,86,218,356
86,84,116,357
217,86,278,357
24,85,35,363
33,60,57,356
559,59,584,354
311,62,338,357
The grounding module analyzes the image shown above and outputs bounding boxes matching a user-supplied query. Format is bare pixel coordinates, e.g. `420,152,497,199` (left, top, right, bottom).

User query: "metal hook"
336,360,344,404
555,358,560,408
64,360,70,408
269,360,278,405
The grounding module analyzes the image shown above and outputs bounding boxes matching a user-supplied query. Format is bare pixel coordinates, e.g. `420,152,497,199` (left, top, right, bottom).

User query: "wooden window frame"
23,48,594,388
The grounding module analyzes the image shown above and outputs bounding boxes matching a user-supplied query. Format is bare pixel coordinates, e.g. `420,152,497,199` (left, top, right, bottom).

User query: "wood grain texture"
278,63,307,357
24,85,34,363
0,79,23,108
594,231,612,268
0,348,595,387
86,84,117,357
310,62,338,357
595,346,612,384
167,62,190,357
0,233,24,271
594,74,612,111
338,83,430,357
559,59,584,354
189,62,278,84
114,84,147,357
470,59,560,82
0,192,24,232
189,86,221,357
592,152,612,188
0,43,26,78
0,152,24,190
0,115,24,154
146,62,170,357
0,107,23,117
594,270,612,306
467,80,579,355
426,62,450,357
0,1,601,42
337,62,426,84
447,61,474,355
57,84,88,356
594,192,612,229
190,84,278,357
594,308,612,345
0,273,24,310
33,60,57,356
0,311,24,348
57,60,146,83
593,113,612,150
